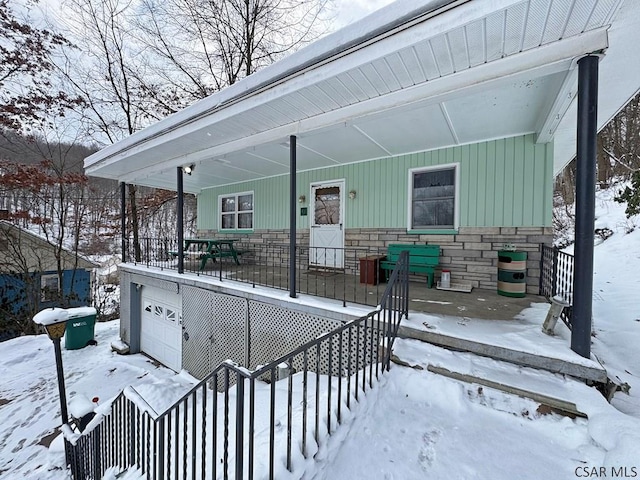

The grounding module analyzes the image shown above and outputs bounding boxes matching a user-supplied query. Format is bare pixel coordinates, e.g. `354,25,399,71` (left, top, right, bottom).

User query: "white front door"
141,286,182,372
310,180,345,268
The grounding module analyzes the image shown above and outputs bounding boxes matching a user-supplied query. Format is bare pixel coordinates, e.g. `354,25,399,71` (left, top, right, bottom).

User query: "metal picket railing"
66,251,409,480
539,244,574,328
127,237,391,308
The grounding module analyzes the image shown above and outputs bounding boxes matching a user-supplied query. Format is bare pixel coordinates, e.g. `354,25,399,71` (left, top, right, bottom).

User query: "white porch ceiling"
85,0,639,195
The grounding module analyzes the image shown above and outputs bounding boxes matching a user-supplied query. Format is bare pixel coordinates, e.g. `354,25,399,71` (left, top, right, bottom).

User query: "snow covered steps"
391,338,590,418
397,323,607,384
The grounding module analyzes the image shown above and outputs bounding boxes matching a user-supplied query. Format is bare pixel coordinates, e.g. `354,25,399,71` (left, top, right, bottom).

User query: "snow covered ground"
1,185,639,479
0,322,183,479
314,354,603,480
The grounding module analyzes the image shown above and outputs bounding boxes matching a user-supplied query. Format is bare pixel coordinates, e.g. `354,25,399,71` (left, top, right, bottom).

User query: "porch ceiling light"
183,164,195,175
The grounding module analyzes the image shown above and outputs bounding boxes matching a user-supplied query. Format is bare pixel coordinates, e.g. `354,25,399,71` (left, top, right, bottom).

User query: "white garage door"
141,286,182,372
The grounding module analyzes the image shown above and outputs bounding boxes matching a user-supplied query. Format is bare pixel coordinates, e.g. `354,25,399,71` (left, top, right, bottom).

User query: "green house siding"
198,134,553,231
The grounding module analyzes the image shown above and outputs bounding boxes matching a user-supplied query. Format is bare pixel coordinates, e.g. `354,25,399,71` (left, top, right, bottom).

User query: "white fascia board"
117,28,609,184
85,0,524,176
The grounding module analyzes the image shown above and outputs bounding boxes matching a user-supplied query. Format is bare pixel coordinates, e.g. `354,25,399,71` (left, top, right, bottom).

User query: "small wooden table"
359,254,386,285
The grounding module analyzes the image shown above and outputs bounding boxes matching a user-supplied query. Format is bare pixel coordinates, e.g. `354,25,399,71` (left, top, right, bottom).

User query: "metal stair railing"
540,244,574,328
66,251,409,480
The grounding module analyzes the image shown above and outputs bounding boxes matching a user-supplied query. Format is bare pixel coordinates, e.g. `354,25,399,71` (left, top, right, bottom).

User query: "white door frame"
309,179,345,269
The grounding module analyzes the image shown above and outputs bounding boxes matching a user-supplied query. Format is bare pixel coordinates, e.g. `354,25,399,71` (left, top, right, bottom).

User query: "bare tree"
557,92,640,198
131,0,332,112
59,0,332,138
0,0,83,133
598,93,640,180
58,0,154,261
54,0,331,260
0,132,93,337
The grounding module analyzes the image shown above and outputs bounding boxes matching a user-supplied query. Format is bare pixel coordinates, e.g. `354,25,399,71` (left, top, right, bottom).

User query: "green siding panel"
467,144,478,226
485,141,496,226
512,136,525,226
523,144,534,225
476,143,487,226
543,142,554,225
458,146,469,227
493,139,505,226
197,134,553,231
503,137,515,226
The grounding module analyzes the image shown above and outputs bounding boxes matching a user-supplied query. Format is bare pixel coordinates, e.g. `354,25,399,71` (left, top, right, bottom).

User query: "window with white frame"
409,165,458,230
220,192,254,230
41,274,60,302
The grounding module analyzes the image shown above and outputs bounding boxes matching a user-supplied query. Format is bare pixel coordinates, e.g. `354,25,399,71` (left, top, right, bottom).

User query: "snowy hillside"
552,183,640,414
589,186,640,418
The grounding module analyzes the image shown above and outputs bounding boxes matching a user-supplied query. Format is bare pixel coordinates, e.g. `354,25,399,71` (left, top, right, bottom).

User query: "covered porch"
86,0,640,362
125,234,602,381
130,235,552,315
181,250,538,320
121,257,606,384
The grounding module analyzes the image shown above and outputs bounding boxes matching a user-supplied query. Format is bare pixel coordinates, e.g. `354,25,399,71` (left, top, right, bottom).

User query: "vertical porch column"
572,55,599,359
290,135,297,298
177,167,185,274
120,182,127,263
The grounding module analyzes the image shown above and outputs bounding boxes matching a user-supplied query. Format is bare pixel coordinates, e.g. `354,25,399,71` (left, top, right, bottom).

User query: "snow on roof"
0,220,99,270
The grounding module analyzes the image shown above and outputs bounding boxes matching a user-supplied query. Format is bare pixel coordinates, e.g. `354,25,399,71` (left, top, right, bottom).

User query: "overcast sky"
33,0,397,35
333,0,396,28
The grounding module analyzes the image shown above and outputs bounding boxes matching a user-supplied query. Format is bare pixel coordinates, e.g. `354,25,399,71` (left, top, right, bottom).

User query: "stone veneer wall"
345,227,552,294
200,227,552,294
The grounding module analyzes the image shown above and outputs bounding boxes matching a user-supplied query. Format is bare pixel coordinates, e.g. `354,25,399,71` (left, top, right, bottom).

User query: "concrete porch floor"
194,259,537,320
404,284,536,321
173,260,607,383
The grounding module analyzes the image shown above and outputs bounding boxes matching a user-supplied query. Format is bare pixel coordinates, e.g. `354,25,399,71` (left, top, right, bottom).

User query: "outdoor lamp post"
33,308,71,467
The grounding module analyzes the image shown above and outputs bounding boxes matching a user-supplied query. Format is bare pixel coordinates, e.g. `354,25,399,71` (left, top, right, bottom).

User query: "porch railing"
129,237,392,307
66,252,410,480
539,244,574,328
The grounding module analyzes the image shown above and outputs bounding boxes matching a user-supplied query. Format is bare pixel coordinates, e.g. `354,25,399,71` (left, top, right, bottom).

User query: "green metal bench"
380,244,441,288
